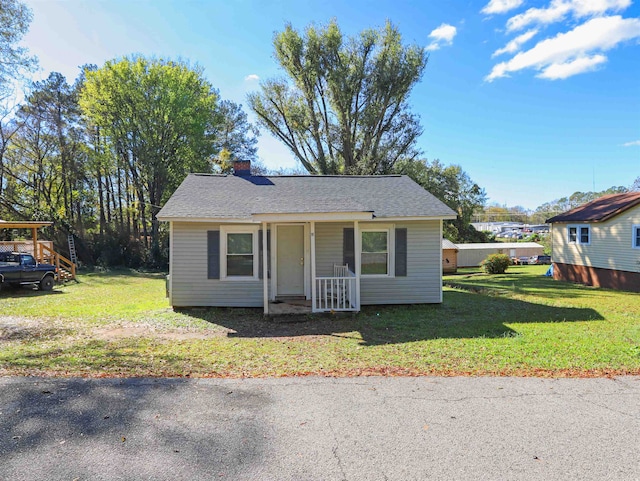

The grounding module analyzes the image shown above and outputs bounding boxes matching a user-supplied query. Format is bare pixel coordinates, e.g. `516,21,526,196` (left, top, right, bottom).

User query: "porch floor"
268,299,312,315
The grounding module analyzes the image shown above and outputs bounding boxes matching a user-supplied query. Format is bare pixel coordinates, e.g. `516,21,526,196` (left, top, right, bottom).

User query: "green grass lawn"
1,265,638,378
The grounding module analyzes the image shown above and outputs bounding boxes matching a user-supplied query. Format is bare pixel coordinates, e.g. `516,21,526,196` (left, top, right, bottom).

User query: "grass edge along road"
1,266,639,378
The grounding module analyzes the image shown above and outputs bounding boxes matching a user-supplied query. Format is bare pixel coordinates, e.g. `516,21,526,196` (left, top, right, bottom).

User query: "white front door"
276,225,305,297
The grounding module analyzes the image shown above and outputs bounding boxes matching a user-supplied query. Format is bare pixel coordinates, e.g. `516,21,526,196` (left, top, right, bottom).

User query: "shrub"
480,253,511,274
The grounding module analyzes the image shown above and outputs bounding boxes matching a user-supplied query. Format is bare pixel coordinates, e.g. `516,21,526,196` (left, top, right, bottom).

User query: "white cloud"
492,29,539,57
481,0,524,15
537,54,607,79
244,74,260,81
425,24,457,51
506,0,632,32
623,140,640,147
486,15,640,81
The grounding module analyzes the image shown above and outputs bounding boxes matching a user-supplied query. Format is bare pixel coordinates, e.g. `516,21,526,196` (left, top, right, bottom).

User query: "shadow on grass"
443,266,619,301
175,289,604,346
0,286,66,298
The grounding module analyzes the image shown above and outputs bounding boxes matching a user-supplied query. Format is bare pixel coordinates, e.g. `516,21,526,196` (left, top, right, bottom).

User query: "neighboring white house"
456,242,544,267
157,160,456,313
546,192,640,293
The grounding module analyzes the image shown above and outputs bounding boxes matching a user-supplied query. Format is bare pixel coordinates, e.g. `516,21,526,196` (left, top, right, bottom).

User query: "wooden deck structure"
0,220,77,281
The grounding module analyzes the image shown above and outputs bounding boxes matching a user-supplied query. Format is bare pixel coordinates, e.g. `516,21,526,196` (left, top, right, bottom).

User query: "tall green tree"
0,0,37,202
249,20,427,175
210,99,260,172
395,158,487,242
0,73,88,229
79,57,219,256
0,0,37,98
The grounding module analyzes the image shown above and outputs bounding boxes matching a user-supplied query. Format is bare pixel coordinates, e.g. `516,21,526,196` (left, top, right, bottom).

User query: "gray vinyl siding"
360,221,442,305
170,220,443,307
314,220,442,304
170,222,264,307
552,206,640,273
315,222,351,276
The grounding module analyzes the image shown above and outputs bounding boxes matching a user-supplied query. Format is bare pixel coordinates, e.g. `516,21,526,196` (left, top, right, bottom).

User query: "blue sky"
20,0,640,210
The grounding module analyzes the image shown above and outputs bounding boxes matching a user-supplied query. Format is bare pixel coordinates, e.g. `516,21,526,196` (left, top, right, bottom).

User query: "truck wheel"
39,276,55,291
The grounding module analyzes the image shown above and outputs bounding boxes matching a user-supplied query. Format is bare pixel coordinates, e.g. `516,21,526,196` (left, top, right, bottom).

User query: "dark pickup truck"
0,252,57,291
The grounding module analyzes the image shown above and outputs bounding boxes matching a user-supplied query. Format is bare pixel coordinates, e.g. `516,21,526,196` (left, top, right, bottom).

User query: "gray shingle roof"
157,174,457,220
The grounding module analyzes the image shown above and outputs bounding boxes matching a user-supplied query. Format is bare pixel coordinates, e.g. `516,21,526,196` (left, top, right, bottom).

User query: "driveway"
1,376,638,480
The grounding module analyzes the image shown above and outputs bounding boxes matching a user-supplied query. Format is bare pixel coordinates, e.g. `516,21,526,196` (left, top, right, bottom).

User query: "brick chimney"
233,159,251,177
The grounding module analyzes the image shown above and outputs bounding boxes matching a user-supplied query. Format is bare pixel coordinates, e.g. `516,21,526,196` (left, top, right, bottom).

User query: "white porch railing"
314,269,358,312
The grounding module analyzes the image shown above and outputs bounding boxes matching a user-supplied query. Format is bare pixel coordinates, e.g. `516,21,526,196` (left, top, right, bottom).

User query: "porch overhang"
251,211,374,222
0,221,54,265
0,221,53,229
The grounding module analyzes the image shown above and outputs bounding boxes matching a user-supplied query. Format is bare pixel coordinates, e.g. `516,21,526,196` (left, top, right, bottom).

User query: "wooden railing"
314,273,358,312
40,243,76,281
0,241,53,257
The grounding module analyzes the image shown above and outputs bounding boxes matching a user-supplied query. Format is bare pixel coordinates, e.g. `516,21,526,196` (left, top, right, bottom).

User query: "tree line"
0,2,488,268
474,182,637,225
0,60,260,267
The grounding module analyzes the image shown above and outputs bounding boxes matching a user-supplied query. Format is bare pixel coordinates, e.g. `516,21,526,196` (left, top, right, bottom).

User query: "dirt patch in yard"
0,316,75,341
92,326,225,341
0,315,228,342
0,313,356,343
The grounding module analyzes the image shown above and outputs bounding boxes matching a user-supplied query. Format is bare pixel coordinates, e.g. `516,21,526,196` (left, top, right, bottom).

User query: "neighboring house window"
221,225,259,279
567,224,590,245
633,225,640,249
361,228,392,276
579,226,590,244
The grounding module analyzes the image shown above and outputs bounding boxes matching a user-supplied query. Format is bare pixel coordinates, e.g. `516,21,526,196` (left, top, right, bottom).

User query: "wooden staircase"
40,243,77,282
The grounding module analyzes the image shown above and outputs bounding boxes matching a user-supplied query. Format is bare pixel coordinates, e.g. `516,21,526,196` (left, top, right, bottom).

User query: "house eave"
157,216,256,223
158,213,457,223
251,211,374,222
378,215,457,221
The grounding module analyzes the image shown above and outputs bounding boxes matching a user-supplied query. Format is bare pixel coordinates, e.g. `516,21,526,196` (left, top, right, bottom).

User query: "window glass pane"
227,255,253,276
580,227,589,244
227,233,253,254
362,231,387,253
568,227,577,243
635,227,640,247
362,253,388,275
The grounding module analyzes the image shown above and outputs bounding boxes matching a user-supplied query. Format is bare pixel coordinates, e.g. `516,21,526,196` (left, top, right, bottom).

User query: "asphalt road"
0,376,639,480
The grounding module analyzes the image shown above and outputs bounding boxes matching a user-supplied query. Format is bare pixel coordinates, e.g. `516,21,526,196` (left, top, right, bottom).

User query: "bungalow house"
157,160,456,313
546,191,640,292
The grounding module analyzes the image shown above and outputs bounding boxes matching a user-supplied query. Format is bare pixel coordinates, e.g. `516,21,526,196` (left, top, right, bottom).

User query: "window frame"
567,224,590,246
220,225,260,280
633,225,640,249
359,225,395,278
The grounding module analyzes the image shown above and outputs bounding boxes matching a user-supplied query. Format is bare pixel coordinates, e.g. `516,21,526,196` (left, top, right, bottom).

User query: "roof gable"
158,174,457,221
546,192,640,223
442,238,458,250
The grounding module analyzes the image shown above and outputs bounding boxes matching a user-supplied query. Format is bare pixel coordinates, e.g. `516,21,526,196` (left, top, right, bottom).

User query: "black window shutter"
343,228,355,271
395,228,407,277
258,229,271,279
207,230,220,279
